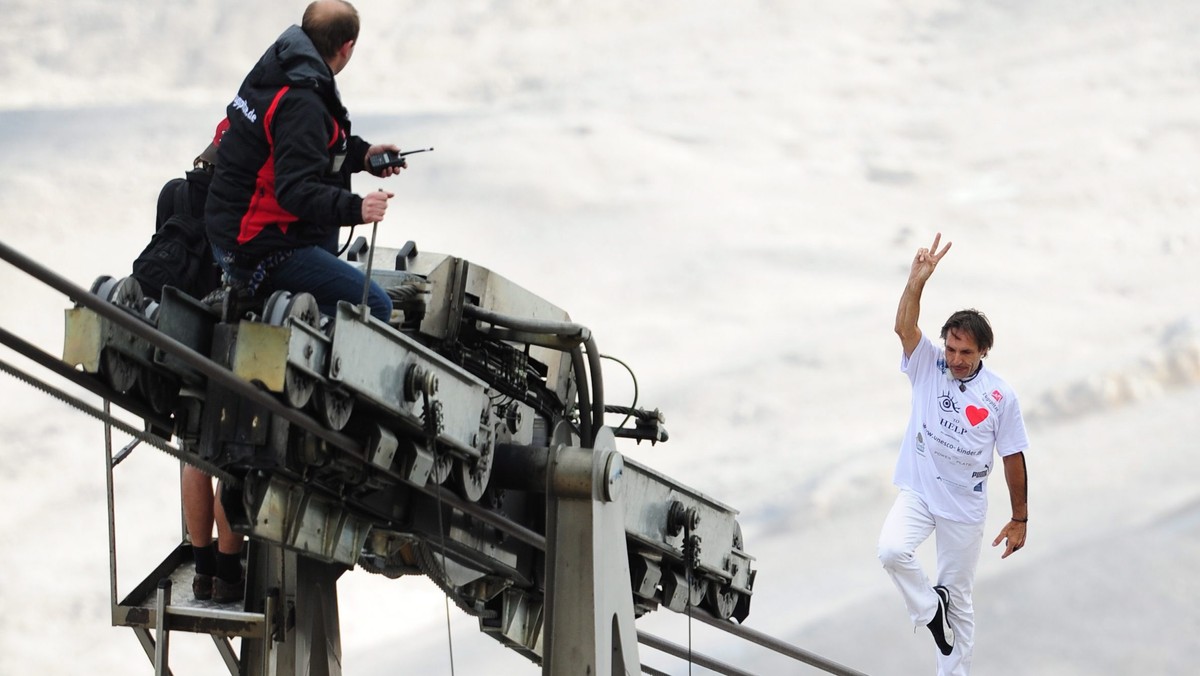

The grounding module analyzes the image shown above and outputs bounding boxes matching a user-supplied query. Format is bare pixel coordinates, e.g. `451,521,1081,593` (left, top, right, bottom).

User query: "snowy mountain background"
2,1,1199,674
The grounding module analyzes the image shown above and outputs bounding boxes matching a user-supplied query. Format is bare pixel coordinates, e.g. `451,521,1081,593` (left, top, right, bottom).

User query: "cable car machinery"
0,238,864,676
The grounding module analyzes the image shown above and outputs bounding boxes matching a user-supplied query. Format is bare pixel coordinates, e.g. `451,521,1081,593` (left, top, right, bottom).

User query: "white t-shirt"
894,333,1030,524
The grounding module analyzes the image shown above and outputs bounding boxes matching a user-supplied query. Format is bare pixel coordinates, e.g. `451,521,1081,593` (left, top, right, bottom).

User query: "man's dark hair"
940,309,994,354
302,0,360,60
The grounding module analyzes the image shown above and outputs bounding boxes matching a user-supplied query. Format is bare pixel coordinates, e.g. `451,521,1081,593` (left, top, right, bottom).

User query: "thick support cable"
0,355,229,479
684,606,869,676
637,631,757,676
0,325,172,431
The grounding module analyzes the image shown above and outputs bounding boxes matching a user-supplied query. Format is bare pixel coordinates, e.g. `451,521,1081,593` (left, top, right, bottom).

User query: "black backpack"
131,168,222,301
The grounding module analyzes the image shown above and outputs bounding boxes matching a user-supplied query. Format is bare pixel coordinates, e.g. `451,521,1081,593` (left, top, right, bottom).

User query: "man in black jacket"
206,0,402,322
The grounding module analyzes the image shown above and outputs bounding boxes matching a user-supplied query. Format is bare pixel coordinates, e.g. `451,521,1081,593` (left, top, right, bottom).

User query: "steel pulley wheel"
262,290,291,326
89,275,119,303
453,429,494,503
93,276,145,394
100,350,138,394
102,275,145,309
136,368,178,414
135,293,177,412
704,582,738,620
689,573,708,607
313,385,354,431
282,364,315,409
308,295,351,430
429,450,453,486
263,290,320,328
263,291,320,409
704,521,746,620
89,275,112,296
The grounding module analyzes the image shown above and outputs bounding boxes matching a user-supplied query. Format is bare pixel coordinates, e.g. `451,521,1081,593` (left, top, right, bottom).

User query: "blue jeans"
213,242,392,323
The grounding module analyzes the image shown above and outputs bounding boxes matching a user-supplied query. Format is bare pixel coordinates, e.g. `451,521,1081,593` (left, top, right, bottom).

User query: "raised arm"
895,232,952,358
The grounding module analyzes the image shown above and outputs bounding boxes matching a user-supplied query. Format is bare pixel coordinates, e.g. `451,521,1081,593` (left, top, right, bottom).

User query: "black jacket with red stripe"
205,25,371,262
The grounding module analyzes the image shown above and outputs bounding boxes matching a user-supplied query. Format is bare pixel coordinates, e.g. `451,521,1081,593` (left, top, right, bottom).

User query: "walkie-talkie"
369,147,434,172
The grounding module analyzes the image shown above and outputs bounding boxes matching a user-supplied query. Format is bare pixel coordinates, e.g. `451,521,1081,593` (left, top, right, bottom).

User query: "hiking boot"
212,575,244,604
192,573,213,601
199,286,228,308
927,585,955,656
201,284,259,322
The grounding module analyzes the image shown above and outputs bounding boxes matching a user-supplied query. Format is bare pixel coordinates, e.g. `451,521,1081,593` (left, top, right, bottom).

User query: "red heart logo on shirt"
966,406,989,426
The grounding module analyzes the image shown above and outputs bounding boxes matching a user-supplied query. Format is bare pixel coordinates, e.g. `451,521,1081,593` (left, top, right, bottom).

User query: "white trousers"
878,489,985,676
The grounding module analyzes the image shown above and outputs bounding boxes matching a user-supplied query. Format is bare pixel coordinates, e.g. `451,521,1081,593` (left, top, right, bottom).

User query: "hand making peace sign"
909,232,953,284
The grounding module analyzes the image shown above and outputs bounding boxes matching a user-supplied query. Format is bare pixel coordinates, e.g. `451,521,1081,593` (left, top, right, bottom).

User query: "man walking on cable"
878,233,1030,675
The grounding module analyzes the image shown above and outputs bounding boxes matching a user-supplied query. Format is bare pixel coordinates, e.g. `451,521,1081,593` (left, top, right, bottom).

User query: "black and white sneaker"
927,585,954,656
